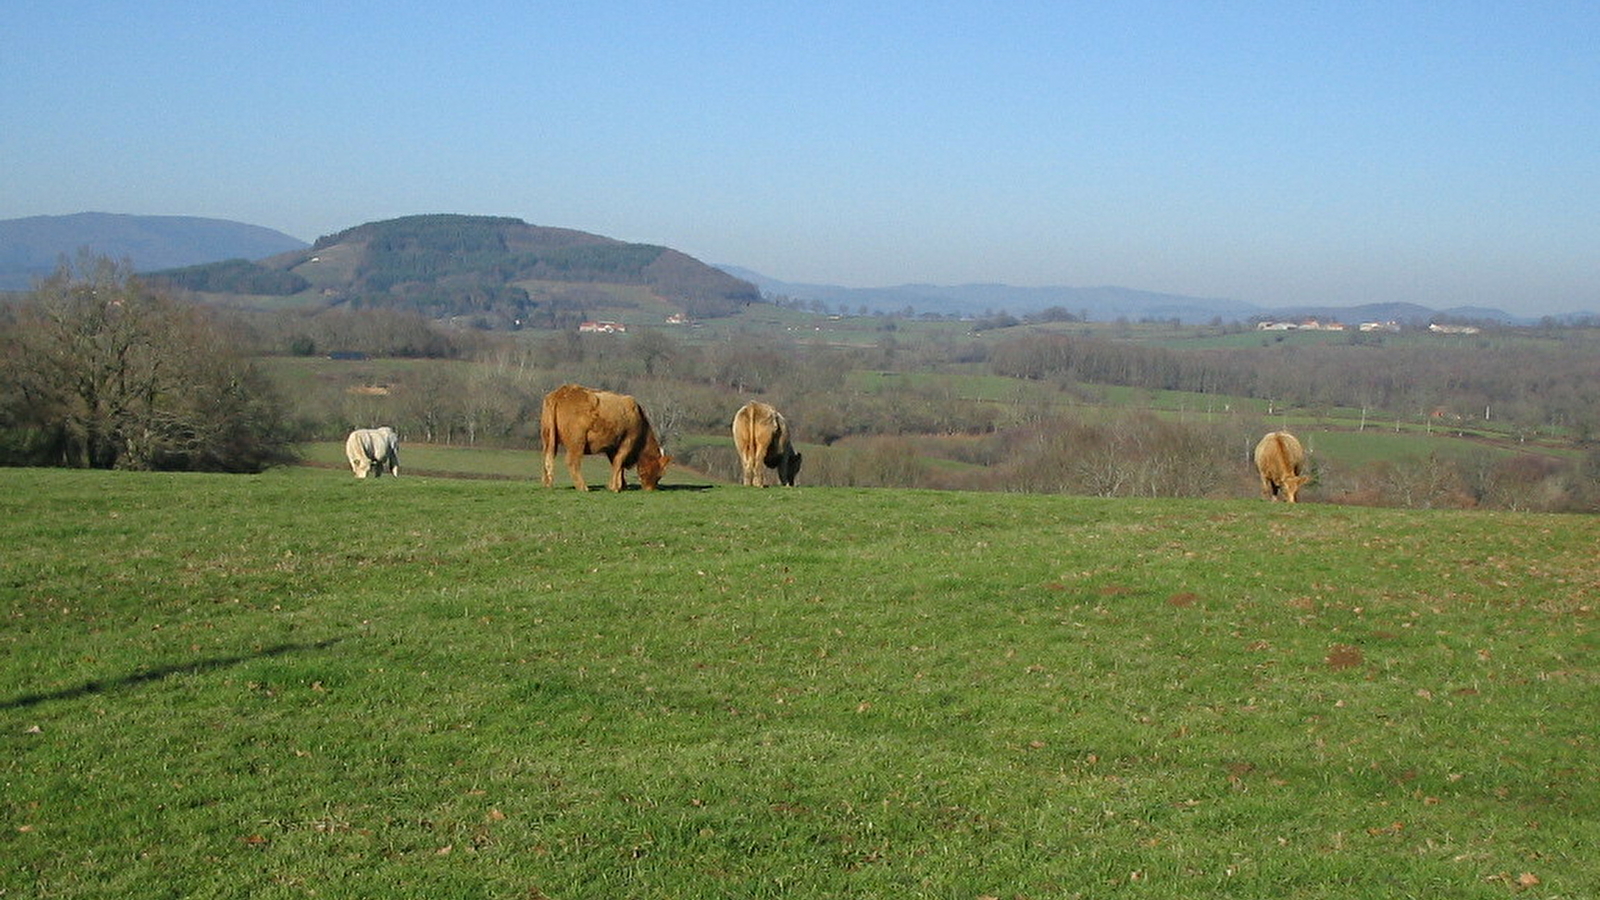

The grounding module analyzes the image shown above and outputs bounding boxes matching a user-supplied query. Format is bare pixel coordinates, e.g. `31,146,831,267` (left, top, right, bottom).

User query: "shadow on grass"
1,637,347,710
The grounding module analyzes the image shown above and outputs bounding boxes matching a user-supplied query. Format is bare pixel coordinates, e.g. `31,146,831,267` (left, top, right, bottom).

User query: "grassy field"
298,442,726,487
3,466,1595,898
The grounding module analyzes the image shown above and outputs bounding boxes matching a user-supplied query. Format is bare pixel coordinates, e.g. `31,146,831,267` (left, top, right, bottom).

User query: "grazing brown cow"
1254,431,1309,502
541,384,670,492
732,400,802,487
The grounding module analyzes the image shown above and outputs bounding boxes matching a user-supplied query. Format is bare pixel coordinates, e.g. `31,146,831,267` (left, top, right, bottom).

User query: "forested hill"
150,214,760,326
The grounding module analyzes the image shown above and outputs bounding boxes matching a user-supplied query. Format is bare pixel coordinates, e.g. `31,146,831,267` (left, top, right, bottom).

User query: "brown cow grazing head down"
540,384,671,492
732,400,802,487
1254,431,1309,502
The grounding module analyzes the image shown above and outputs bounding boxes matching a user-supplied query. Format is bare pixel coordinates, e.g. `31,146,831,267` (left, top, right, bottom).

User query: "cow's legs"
749,439,769,487
566,446,589,492
606,448,627,492
606,435,640,492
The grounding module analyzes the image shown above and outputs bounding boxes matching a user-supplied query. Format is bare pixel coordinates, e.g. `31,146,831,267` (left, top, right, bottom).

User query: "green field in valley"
3,466,1595,898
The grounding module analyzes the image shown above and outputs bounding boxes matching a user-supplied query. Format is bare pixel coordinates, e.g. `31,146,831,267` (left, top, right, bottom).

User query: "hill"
153,214,760,327
0,212,307,290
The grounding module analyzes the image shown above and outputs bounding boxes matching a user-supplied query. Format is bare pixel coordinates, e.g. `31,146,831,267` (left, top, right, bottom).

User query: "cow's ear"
661,455,673,468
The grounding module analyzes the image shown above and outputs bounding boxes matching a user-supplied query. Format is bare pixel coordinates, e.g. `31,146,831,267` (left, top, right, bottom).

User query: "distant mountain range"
0,213,1567,325
0,213,308,290
717,265,1554,326
717,266,1261,323
1,213,758,326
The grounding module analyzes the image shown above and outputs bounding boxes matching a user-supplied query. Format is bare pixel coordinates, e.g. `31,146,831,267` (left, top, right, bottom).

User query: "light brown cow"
1254,431,1309,502
540,384,670,492
732,400,802,487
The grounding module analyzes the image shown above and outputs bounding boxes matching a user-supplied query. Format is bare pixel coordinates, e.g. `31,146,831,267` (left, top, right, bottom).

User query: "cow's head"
1281,473,1310,503
638,452,672,490
780,451,803,486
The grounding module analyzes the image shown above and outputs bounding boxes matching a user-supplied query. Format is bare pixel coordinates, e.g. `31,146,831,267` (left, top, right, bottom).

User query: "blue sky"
5,1,1598,314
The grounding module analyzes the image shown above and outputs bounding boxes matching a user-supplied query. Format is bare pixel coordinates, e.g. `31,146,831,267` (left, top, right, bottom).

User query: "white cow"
345,426,401,478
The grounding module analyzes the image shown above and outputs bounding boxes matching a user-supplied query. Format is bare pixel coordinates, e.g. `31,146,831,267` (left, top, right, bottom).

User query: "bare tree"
629,328,678,377
0,256,294,471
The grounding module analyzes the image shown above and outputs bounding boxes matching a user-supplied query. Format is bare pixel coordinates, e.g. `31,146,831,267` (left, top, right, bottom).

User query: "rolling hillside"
150,214,760,327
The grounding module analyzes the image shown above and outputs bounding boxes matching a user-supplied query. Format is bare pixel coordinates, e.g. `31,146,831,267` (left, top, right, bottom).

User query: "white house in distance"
1256,318,1347,332
579,320,627,334
1256,318,1482,336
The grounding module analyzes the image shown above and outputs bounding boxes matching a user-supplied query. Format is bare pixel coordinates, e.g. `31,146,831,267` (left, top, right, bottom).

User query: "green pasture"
301,441,542,481
300,442,724,487
4,467,1595,898
1301,429,1511,469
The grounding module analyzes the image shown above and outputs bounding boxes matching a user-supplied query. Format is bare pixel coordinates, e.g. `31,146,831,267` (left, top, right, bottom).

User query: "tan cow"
540,384,671,491
345,426,400,478
732,400,802,487
1254,431,1309,502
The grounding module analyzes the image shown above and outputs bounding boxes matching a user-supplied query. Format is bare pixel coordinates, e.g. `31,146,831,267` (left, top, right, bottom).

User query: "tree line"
987,330,1600,440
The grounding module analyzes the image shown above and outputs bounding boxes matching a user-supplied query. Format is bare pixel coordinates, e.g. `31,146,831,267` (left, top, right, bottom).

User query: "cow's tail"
1276,433,1306,475
733,404,758,485
539,394,558,487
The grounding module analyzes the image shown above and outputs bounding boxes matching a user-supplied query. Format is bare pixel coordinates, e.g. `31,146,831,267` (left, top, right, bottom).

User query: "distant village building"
579,320,627,334
1428,323,1481,335
1359,321,1402,332
665,313,690,325
1255,318,1346,332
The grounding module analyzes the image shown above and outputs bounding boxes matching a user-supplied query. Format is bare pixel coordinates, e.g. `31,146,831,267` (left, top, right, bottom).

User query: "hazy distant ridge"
1,213,1554,325
718,266,1541,326
719,265,1261,324
0,213,308,289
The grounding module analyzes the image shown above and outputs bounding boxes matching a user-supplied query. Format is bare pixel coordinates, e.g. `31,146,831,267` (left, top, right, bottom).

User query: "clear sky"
5,1,1598,314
